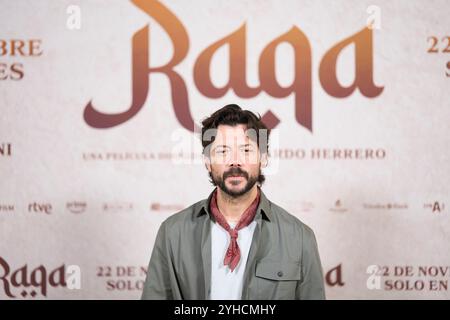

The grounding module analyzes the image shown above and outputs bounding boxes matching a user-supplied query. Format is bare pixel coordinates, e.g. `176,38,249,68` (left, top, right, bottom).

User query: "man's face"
205,124,265,198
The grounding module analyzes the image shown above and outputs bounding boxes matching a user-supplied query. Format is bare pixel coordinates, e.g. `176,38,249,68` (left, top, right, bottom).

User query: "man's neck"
216,185,259,224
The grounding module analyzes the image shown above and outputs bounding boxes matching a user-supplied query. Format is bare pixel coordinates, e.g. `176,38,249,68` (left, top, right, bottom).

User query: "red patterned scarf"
209,187,260,272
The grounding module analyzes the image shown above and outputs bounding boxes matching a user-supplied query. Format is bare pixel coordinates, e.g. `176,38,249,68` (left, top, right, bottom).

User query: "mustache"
223,167,249,179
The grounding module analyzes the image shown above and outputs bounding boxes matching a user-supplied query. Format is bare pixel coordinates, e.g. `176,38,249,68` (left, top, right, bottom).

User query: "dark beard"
210,167,259,198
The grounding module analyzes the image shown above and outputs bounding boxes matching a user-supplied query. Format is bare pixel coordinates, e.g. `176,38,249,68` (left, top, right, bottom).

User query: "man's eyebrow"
213,144,231,149
213,144,254,149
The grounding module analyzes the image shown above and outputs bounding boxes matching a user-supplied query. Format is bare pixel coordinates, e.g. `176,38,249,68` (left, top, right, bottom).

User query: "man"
141,104,325,300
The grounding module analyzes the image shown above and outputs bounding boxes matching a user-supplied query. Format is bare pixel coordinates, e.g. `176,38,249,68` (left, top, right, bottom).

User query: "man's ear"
203,155,212,172
260,152,268,168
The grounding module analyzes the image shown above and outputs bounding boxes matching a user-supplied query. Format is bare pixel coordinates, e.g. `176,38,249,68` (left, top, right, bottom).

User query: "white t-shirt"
209,220,257,300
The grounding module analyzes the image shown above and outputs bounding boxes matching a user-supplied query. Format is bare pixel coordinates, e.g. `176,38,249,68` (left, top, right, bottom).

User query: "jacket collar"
197,186,272,222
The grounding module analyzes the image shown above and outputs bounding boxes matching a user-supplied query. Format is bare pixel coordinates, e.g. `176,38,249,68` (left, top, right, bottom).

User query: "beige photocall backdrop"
0,0,449,299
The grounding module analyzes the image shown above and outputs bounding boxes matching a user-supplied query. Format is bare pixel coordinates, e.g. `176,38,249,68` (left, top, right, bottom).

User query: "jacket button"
277,271,283,277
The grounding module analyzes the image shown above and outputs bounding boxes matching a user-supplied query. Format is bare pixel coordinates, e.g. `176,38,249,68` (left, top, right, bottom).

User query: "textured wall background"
0,0,449,299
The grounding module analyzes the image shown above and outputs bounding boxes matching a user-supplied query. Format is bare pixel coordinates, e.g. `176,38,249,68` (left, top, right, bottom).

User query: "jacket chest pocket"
255,260,301,300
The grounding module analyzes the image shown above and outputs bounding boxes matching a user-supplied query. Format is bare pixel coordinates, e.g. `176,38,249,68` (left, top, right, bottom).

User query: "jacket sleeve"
141,220,173,300
295,225,326,299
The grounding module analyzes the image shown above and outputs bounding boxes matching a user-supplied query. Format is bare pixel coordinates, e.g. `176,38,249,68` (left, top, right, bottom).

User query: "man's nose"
228,150,243,167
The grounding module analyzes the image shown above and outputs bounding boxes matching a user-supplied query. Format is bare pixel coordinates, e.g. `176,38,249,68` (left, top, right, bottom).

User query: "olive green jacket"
141,187,326,300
